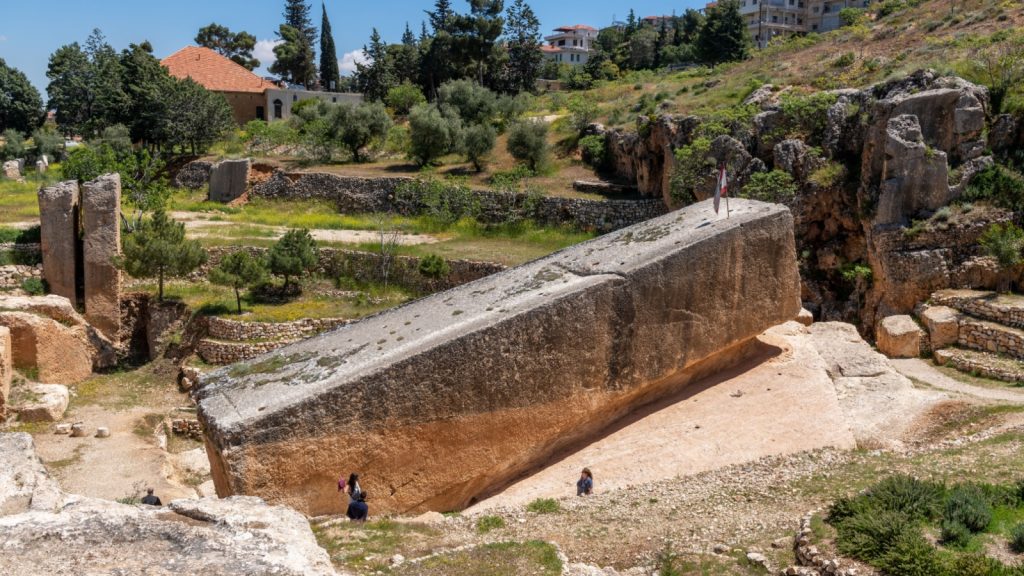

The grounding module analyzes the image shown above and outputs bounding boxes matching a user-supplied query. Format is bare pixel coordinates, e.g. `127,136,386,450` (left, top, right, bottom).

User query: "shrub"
567,95,599,135
31,127,63,162
338,102,392,162
418,254,450,279
959,165,1024,212
945,485,993,533
394,178,479,227
865,475,944,522
476,515,505,534
386,82,426,116
408,103,462,167
839,7,868,27
1011,522,1024,553
0,129,26,162
779,91,839,144
981,222,1024,292
670,136,713,205
463,123,496,172
809,161,846,188
949,553,1012,576
437,79,497,126
526,498,560,514
507,121,550,172
578,134,608,170
940,518,972,548
835,510,917,562
242,120,297,155
267,229,319,290
20,277,45,296
875,528,944,576
833,52,857,68
742,170,798,203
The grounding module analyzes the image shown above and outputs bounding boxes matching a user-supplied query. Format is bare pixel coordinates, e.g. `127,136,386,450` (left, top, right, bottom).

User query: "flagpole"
726,194,730,218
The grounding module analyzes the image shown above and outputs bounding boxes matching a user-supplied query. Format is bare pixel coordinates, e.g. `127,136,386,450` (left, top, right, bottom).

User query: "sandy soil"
892,358,1024,404
469,322,862,512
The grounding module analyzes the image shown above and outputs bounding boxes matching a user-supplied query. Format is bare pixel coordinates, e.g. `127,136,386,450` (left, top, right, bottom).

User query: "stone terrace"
196,199,801,516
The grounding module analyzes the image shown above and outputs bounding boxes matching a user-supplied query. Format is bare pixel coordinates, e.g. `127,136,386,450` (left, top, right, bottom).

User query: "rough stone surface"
0,327,9,418
81,173,122,340
877,315,924,358
920,305,960,349
0,432,338,576
796,308,814,327
173,160,214,189
875,114,951,226
13,384,69,422
2,160,21,179
0,302,110,385
196,199,802,516
209,158,251,203
37,180,80,303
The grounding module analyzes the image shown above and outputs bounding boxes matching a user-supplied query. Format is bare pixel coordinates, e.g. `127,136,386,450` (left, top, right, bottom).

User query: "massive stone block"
0,312,94,385
82,174,122,340
196,199,802,515
37,181,80,304
0,327,10,418
209,159,251,203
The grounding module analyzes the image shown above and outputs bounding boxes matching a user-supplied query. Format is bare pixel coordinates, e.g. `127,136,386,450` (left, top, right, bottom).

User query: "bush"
1010,522,1024,553
742,170,798,203
463,123,496,172
526,498,560,514
808,161,846,188
507,120,550,172
386,82,426,116
940,519,972,548
243,120,298,155
437,79,497,126
944,485,993,533
408,103,463,167
833,52,856,68
476,515,505,534
31,127,63,162
671,136,713,205
567,95,599,135
949,553,1012,576
20,277,45,296
267,229,319,290
338,102,392,162
865,475,944,522
578,134,608,170
981,222,1024,292
418,254,450,279
779,91,839,144
959,165,1024,212
1,129,26,161
835,510,917,562
875,528,944,576
394,178,479,227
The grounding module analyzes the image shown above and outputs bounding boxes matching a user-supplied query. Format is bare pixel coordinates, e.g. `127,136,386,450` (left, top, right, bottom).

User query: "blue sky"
0,0,703,98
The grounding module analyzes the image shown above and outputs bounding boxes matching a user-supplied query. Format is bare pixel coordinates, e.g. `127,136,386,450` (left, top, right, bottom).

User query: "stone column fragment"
209,159,251,203
37,181,80,303
0,326,10,418
82,173,122,341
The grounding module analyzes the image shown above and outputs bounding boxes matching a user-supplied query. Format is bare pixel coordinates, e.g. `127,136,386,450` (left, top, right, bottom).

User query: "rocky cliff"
600,71,1009,333
195,198,801,516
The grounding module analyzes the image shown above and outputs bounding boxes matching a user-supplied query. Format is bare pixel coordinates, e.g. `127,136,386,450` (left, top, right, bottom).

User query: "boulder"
209,158,251,203
774,139,827,184
0,311,96,385
81,173,122,341
875,114,951,226
877,315,924,358
12,384,69,423
0,326,9,418
0,432,337,576
0,295,117,374
796,308,814,327
37,181,80,303
920,305,959,349
2,160,21,179
197,199,802,515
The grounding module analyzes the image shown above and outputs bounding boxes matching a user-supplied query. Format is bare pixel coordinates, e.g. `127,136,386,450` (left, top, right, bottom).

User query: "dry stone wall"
195,199,801,516
207,317,349,342
931,290,1024,330
197,339,301,365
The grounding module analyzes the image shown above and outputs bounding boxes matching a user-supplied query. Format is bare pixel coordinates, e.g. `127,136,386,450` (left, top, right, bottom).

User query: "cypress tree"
319,2,340,90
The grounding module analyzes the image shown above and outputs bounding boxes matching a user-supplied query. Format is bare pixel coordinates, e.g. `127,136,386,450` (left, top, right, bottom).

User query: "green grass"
476,514,506,534
526,498,561,514
313,519,442,573
71,360,183,410
0,179,43,225
396,541,562,576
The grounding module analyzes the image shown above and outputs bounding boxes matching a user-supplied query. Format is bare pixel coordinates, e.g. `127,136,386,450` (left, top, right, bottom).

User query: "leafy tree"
31,127,63,162
386,82,426,115
981,222,1024,293
567,95,598,134
283,0,318,60
339,102,392,162
210,251,268,313
319,4,341,90
408,103,462,166
463,123,495,171
0,129,26,161
453,0,505,86
85,30,131,134
119,42,173,145
120,210,207,301
163,78,235,154
393,23,421,86
196,23,260,70
271,24,318,88
437,79,497,125
356,28,396,102
506,120,548,171
267,228,319,290
46,30,130,138
696,0,750,66
677,9,705,45
628,27,659,70
0,59,43,135
502,0,543,94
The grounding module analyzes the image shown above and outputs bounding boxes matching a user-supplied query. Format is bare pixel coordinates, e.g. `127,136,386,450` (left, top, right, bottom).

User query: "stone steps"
935,347,1024,384
932,289,1024,330
957,317,1024,361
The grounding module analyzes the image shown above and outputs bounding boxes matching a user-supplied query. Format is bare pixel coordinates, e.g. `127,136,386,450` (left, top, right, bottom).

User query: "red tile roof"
554,24,597,32
161,46,277,94
541,45,561,53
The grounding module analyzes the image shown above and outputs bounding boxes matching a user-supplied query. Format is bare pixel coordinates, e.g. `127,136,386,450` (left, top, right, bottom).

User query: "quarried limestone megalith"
81,174,122,341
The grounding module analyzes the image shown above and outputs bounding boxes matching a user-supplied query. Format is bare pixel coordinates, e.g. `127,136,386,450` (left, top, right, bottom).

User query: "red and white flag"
714,165,728,214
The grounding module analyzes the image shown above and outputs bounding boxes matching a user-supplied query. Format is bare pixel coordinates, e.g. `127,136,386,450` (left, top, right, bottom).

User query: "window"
292,94,298,102
273,99,283,119
256,106,265,121
332,97,337,103
797,18,803,24
772,15,778,22
812,23,819,30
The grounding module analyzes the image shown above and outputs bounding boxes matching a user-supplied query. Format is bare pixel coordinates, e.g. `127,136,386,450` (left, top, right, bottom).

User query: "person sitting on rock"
577,468,594,496
347,490,369,522
141,487,162,506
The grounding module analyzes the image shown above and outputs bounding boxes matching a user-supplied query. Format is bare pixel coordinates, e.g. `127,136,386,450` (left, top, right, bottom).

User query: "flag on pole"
714,164,728,215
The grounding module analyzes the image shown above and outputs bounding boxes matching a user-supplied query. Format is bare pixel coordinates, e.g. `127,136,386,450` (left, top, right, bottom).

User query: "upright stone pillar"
37,181,80,304
0,326,10,418
82,174,122,341
208,159,251,203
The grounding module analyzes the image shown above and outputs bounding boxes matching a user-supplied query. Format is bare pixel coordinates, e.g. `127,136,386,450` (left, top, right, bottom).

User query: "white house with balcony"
730,0,872,48
543,25,599,66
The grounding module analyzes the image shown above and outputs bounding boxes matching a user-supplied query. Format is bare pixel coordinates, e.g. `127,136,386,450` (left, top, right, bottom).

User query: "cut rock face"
876,315,924,359
208,158,251,203
197,199,802,515
0,326,10,418
81,173,122,341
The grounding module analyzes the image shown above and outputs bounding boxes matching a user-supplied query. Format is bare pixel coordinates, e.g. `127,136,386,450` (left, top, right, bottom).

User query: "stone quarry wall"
196,198,802,516
0,327,10,418
207,316,350,342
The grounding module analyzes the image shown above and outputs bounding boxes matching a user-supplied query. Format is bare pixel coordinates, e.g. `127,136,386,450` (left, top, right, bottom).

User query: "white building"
543,25,599,66
265,88,362,121
729,0,872,48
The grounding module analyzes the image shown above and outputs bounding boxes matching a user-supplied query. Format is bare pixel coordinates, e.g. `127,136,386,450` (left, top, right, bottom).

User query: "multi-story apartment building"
732,0,872,48
542,25,599,65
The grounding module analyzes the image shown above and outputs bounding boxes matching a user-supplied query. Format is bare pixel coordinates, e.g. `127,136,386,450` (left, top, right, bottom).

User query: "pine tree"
271,24,317,87
319,3,340,90
626,9,638,37
282,0,317,73
120,210,207,301
210,251,268,314
195,23,260,70
453,0,505,86
696,0,749,66
394,23,421,85
355,28,396,102
504,0,542,93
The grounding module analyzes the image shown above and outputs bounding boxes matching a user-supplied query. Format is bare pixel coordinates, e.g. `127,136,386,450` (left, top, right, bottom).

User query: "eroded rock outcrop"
196,199,801,515
0,432,338,576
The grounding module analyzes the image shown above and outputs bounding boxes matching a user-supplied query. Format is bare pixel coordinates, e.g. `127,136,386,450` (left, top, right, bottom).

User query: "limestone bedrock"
196,198,802,516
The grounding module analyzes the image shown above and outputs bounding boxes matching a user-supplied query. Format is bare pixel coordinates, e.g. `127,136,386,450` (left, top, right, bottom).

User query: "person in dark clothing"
346,490,369,522
141,487,162,506
576,468,593,496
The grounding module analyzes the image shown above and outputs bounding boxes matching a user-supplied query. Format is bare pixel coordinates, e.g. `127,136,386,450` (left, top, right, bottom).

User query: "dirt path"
170,211,439,246
31,405,198,503
891,358,1024,404
469,323,859,512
